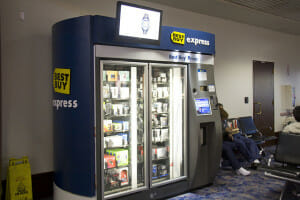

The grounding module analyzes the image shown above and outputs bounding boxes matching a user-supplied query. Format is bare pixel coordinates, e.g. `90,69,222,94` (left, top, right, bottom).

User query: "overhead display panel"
117,1,162,45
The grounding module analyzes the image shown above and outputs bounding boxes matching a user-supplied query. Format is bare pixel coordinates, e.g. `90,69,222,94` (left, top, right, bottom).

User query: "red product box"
104,154,116,169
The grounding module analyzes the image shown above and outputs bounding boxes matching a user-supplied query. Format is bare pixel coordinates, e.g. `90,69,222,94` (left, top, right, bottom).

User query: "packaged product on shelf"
158,164,168,177
152,129,160,143
160,73,167,83
110,87,119,98
137,145,144,162
112,104,125,116
152,164,158,179
138,88,143,98
117,167,129,186
122,103,130,115
160,129,169,142
163,87,169,98
160,116,168,127
106,149,129,167
112,120,123,132
157,76,161,82
104,102,112,115
163,103,168,113
152,104,156,112
118,104,124,115
104,170,119,188
152,115,160,127
157,87,163,98
103,84,110,98
118,133,128,146
122,121,129,131
156,102,163,113
104,120,113,132
152,88,157,98
107,71,118,81
104,154,116,169
119,71,130,81
152,148,157,159
157,147,168,159
105,135,124,148
120,87,129,99
112,104,119,116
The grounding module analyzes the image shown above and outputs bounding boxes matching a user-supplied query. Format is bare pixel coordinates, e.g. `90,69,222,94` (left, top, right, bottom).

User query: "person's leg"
222,141,241,170
233,137,252,162
242,137,260,161
222,141,251,175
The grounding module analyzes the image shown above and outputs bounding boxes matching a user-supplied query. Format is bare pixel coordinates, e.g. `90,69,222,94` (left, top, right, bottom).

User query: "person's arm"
224,127,234,141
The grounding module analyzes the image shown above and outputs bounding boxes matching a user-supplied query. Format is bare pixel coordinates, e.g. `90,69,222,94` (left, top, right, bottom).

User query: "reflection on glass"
102,63,146,196
151,66,185,184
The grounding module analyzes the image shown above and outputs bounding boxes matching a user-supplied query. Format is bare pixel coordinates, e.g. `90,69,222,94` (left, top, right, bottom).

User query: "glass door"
100,61,148,197
150,64,187,186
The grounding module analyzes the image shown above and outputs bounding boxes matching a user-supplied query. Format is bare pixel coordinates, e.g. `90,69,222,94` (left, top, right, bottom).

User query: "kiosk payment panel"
188,64,222,190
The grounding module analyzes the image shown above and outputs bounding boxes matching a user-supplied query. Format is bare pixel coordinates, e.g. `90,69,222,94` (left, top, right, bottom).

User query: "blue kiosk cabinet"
53,9,222,200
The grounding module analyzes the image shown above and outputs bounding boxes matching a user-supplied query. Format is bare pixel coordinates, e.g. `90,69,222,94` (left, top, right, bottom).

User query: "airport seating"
221,116,276,169
238,116,276,145
258,132,300,199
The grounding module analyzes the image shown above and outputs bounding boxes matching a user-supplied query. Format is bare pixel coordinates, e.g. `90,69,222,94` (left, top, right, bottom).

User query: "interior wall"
1,0,300,177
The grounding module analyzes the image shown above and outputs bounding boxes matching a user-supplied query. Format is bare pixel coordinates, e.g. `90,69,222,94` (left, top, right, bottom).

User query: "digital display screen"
194,98,212,115
117,2,162,43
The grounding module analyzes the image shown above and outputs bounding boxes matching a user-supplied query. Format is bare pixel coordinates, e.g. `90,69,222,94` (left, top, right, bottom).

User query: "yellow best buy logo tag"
53,68,71,94
171,31,185,45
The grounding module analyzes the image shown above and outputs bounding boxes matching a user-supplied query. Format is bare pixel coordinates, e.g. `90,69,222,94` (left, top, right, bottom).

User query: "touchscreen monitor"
194,98,212,115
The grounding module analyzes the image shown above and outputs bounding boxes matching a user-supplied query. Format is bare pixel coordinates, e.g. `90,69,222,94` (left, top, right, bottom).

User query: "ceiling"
142,0,300,35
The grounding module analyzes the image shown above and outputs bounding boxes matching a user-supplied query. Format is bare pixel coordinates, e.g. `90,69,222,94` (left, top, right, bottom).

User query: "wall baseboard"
1,171,53,200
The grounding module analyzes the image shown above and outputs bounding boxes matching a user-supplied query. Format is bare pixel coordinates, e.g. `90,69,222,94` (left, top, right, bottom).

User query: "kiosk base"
54,183,96,200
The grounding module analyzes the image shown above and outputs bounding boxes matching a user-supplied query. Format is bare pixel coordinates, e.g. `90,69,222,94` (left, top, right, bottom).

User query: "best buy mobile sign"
53,68,71,94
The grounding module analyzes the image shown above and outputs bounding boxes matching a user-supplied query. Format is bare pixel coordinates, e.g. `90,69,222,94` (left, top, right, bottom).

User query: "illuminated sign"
171,31,185,45
186,37,210,46
170,31,210,47
53,68,71,94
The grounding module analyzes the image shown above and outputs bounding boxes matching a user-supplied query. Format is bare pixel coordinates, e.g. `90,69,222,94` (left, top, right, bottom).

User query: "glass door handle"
254,102,262,115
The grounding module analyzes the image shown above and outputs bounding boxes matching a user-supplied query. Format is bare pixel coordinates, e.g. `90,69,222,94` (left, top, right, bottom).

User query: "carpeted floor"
169,168,285,200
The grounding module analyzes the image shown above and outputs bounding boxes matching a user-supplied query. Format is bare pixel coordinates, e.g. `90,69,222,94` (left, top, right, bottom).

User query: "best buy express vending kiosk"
53,4,222,200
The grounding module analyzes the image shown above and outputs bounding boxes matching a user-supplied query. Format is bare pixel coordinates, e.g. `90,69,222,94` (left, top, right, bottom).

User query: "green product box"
106,149,129,167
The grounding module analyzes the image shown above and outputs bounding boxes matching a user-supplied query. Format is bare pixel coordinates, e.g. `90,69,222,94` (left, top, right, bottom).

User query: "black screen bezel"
116,1,163,46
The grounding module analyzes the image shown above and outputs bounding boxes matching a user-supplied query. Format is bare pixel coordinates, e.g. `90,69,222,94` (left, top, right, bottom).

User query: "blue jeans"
222,141,241,170
233,133,260,162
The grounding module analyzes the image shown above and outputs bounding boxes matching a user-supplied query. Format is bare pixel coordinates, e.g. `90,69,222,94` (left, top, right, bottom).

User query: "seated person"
218,103,260,175
218,103,250,175
219,103,260,164
283,106,300,134
222,133,251,176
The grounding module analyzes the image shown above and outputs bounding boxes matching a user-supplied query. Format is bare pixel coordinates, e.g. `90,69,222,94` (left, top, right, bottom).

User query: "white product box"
120,87,129,99
119,71,130,81
157,147,168,159
111,87,119,98
105,135,124,148
160,129,169,142
103,84,110,98
160,117,168,127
